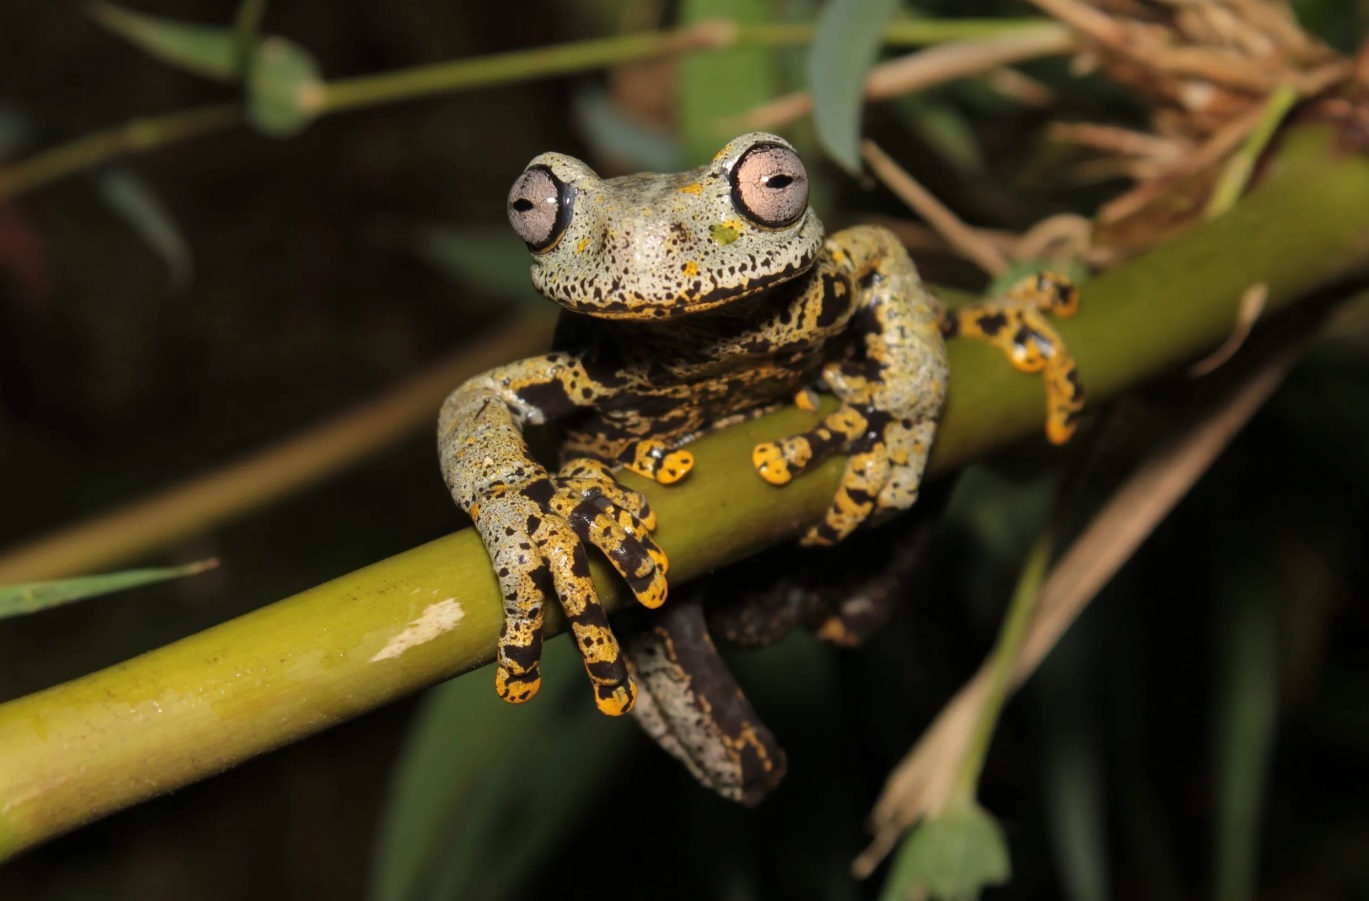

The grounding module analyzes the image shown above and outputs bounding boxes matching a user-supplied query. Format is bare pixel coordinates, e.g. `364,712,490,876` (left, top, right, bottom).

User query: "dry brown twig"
730,23,1077,133
1039,1,1350,239
861,140,1011,278
854,303,1322,877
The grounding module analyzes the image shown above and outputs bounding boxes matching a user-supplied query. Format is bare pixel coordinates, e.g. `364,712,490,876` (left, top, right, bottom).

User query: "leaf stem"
0,104,241,202
0,16,1056,202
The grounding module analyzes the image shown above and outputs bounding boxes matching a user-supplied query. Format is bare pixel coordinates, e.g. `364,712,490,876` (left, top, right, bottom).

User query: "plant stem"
0,105,242,202
954,531,1052,799
0,125,1367,859
0,17,1054,202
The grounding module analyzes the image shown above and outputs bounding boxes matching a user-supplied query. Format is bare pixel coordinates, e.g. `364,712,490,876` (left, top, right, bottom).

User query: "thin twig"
1188,283,1266,377
862,139,1010,278
729,23,1076,132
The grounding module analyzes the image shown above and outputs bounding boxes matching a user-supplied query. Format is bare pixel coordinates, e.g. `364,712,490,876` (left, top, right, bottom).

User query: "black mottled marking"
518,379,576,418
973,311,1009,337
501,630,544,670
843,486,875,506
521,478,555,507
815,273,853,328
525,513,542,535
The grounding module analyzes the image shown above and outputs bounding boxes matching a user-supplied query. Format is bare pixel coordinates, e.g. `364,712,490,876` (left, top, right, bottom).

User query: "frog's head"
506,132,825,321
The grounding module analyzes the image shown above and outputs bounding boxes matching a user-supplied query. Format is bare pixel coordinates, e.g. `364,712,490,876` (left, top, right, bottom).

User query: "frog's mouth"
537,252,819,321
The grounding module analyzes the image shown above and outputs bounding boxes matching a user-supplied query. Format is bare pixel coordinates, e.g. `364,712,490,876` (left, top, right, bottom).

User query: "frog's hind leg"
622,593,787,806
943,272,1085,444
708,480,947,649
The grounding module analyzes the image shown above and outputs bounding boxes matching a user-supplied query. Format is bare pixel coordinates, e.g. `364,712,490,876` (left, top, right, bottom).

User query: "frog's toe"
756,405,871,488
564,497,670,609
546,535,637,712
495,664,542,704
594,679,638,717
623,439,695,485
800,449,890,547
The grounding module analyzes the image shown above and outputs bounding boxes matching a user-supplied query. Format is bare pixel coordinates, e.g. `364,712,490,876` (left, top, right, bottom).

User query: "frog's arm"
438,354,668,715
941,272,1085,444
753,224,949,545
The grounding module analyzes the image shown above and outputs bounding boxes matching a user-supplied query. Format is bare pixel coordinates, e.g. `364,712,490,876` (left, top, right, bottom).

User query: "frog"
437,132,1084,799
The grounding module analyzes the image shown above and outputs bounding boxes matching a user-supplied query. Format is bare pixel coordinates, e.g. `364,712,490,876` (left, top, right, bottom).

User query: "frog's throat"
541,256,817,322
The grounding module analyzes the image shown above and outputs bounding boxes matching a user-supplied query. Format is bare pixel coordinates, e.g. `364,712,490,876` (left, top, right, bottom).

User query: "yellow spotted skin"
438,133,1084,798
942,272,1085,444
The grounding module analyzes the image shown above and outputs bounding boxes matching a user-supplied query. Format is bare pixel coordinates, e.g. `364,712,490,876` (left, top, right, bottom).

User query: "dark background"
2,2,1369,899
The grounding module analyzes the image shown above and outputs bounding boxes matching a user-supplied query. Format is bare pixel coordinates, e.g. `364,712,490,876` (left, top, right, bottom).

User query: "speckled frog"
439,133,1083,800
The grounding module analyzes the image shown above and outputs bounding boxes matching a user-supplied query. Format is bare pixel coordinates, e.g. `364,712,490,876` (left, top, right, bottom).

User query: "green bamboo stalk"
0,125,1367,858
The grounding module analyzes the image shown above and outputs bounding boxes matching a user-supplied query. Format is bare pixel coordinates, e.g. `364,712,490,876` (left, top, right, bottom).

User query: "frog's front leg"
438,354,669,715
753,225,949,546
942,271,1085,444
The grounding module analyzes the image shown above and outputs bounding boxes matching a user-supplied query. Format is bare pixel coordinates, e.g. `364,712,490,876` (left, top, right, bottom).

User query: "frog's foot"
942,271,1085,445
475,465,669,716
754,405,936,546
621,438,696,486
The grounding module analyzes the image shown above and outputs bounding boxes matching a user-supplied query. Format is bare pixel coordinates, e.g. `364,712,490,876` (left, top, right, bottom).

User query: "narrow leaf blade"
94,166,194,290
0,559,218,620
808,0,901,173
88,1,241,82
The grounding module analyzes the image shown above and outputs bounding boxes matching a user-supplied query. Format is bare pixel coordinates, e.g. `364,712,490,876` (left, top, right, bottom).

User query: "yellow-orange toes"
625,440,696,485
595,679,637,716
647,543,669,578
635,574,669,610
752,442,792,486
656,450,695,485
495,667,542,705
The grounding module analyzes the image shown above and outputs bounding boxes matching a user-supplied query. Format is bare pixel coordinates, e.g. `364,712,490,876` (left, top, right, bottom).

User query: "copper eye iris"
507,165,574,251
730,142,809,228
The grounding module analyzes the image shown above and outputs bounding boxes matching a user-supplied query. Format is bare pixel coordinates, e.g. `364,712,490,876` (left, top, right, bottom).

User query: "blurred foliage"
2,1,1369,900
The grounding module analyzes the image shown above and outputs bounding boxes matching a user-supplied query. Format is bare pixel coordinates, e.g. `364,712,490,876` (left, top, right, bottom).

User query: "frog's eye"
508,165,574,252
730,142,809,229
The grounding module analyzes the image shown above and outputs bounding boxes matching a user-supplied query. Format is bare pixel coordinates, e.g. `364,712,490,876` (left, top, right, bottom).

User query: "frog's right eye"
507,165,575,252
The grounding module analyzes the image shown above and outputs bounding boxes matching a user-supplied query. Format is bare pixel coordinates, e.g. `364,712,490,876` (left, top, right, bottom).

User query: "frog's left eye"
730,142,808,229
508,165,574,252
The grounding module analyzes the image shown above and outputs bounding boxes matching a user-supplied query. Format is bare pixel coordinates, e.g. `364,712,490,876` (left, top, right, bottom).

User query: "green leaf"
88,2,241,82
246,36,325,138
881,801,1011,901
232,0,268,73
94,166,194,290
368,637,636,901
808,0,901,173
678,0,778,166
1212,552,1280,901
0,560,218,620
572,85,683,174
406,224,543,309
